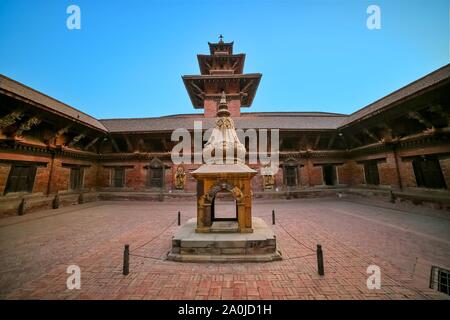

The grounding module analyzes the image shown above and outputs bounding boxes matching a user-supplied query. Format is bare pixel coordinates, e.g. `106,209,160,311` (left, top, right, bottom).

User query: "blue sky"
0,0,448,119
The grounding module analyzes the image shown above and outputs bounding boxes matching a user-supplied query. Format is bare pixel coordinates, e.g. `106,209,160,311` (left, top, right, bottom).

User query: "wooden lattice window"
285,166,297,187
430,266,450,296
5,165,37,194
149,167,163,188
412,156,446,189
364,161,380,185
70,167,83,191
113,168,125,188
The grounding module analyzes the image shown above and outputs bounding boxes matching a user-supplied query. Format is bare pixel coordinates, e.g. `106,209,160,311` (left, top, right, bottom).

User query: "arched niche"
197,180,247,232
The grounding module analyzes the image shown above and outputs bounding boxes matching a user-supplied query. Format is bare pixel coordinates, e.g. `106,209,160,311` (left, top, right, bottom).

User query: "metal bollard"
317,244,324,276
18,198,26,216
53,194,60,209
178,211,181,226
272,210,275,225
389,190,395,203
123,244,129,275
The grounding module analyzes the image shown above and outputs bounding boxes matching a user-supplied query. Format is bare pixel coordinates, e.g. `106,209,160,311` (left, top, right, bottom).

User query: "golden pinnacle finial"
219,34,224,43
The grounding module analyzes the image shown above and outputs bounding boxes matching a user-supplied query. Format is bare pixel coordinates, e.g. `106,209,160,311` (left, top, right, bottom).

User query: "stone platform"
167,217,282,262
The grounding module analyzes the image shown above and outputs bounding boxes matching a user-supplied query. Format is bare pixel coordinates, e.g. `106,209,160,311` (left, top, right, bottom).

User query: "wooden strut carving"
408,111,434,129
84,137,100,151
363,129,379,142
0,111,24,129
15,117,41,136
67,133,86,147
52,125,71,145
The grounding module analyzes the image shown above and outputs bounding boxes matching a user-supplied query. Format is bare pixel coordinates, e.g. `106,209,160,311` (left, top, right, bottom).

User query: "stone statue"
174,166,186,190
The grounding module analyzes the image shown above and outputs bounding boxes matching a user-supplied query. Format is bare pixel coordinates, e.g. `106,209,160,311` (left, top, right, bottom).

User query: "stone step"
210,221,239,233
167,251,283,263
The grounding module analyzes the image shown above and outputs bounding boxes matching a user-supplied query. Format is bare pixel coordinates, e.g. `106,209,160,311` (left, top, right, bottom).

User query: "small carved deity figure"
263,174,275,190
231,186,244,202
174,165,186,190
261,166,275,190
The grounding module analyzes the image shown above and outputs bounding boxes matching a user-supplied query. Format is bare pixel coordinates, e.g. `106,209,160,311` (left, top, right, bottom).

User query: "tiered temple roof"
183,36,262,109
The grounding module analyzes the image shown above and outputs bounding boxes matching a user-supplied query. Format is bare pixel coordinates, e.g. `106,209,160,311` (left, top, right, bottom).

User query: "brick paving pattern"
0,198,449,300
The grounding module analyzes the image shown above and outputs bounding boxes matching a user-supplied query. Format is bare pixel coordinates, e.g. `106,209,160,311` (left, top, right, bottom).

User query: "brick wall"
204,99,241,118
309,163,324,186
378,153,399,188
204,100,217,118
398,159,417,188
337,163,351,185
126,164,146,190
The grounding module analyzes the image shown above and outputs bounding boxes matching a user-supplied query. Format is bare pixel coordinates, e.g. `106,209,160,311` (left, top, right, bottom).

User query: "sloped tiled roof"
0,75,108,132
1,64,448,134
341,64,450,127
100,112,347,133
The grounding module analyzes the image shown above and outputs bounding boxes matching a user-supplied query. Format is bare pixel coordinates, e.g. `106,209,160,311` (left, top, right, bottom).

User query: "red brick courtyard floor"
0,198,449,300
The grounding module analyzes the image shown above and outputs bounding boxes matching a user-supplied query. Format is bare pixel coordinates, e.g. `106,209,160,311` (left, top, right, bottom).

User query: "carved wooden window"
5,165,37,194
322,165,337,186
285,166,297,187
148,167,163,188
70,167,83,191
412,156,446,189
430,266,450,296
364,161,380,185
113,168,125,188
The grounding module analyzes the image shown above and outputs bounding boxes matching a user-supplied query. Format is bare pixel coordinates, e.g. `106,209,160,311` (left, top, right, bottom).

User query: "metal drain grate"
430,266,450,296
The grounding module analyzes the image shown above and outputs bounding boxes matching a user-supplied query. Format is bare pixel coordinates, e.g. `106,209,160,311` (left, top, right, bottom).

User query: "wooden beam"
136,138,145,152
299,135,308,150
161,138,168,152
52,125,72,145
342,132,360,148
408,111,434,129
124,135,134,152
67,132,86,147
231,60,239,70
327,134,336,149
110,137,120,152
55,125,71,136
429,104,450,125
190,82,204,94
314,134,321,149
84,137,100,151
241,80,254,93
363,128,379,142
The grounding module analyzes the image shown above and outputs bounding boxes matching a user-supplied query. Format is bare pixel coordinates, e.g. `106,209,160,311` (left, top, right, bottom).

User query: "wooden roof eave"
0,89,108,135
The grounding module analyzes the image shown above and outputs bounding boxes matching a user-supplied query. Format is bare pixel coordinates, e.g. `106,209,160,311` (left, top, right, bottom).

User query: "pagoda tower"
182,36,262,117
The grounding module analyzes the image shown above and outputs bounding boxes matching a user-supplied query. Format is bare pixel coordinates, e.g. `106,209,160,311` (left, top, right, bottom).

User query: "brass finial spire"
218,34,224,43
217,91,230,117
